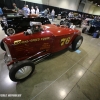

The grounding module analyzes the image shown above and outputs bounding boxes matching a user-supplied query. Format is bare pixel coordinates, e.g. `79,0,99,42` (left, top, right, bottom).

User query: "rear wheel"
60,21,64,25
72,36,83,51
9,60,35,82
82,27,87,33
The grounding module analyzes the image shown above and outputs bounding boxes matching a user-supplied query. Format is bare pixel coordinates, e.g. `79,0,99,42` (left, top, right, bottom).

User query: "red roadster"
1,22,83,82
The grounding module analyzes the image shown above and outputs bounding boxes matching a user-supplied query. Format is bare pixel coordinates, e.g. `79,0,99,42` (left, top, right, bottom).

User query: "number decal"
14,40,21,45
61,37,71,46
65,37,71,44
61,38,66,46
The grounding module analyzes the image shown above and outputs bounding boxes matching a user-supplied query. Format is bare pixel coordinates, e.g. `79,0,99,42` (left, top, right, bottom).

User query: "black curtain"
3,0,93,16
4,0,25,9
13,0,25,9
5,0,13,9
0,0,5,8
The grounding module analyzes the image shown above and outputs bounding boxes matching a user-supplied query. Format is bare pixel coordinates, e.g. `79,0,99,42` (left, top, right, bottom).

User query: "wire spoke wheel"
7,28,15,35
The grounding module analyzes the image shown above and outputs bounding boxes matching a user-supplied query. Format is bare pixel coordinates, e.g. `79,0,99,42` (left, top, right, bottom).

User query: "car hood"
42,24,80,36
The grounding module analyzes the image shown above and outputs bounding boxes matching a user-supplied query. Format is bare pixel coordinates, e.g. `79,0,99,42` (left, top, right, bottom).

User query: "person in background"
78,13,81,18
35,6,39,15
26,5,30,15
44,9,47,17
47,8,50,18
68,12,74,18
31,6,35,14
51,9,55,21
22,5,28,17
0,7,3,16
12,3,18,13
68,12,71,18
71,12,74,17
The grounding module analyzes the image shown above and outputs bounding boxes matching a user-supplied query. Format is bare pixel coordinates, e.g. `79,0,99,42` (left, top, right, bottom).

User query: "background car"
1,22,83,82
60,18,82,28
82,20,100,36
0,14,51,36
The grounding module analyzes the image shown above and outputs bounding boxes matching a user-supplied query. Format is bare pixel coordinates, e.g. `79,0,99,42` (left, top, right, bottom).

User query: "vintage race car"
60,18,82,28
0,14,51,36
1,22,83,82
59,11,68,19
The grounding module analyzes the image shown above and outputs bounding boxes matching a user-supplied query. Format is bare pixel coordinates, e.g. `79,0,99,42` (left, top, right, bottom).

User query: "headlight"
4,42,12,63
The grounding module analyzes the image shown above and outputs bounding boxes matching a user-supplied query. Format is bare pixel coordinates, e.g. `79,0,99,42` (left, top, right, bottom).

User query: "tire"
9,60,35,82
60,21,64,25
0,40,6,51
79,24,81,28
5,27,16,36
82,27,87,33
72,36,83,51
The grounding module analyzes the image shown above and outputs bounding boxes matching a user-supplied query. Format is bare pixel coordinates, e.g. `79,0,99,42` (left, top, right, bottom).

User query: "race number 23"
61,37,71,46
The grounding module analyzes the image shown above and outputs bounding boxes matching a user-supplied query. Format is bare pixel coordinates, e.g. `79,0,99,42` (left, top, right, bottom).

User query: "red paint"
3,24,81,66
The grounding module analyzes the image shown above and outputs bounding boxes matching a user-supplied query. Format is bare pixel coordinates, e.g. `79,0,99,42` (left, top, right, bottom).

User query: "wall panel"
92,7,100,15
21,0,80,11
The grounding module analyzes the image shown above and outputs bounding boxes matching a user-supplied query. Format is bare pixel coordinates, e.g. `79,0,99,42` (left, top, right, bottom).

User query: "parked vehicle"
0,14,51,36
60,18,82,28
82,20,100,35
1,22,83,82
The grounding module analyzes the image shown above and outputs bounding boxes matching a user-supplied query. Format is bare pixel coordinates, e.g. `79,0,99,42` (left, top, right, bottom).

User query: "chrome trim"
76,40,82,48
32,53,50,64
4,42,12,64
15,66,32,79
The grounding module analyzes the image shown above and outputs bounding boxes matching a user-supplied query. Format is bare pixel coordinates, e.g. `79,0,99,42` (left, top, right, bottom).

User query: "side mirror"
24,29,32,35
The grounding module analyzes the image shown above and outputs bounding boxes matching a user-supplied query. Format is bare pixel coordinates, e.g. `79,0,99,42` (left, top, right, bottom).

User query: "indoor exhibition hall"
0,0,100,100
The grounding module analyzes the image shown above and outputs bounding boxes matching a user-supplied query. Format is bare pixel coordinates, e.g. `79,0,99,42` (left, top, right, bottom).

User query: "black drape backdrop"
2,0,71,15
0,0,5,8
1,0,95,16
4,0,25,9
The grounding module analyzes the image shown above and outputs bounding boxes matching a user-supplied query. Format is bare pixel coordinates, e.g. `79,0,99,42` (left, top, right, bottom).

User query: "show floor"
0,19,100,100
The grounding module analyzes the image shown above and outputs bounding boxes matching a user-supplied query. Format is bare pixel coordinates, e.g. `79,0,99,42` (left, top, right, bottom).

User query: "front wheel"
9,60,35,82
72,36,83,51
0,40,6,51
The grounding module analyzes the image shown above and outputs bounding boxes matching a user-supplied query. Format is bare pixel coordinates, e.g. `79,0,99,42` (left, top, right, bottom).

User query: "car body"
60,18,82,28
60,11,68,18
1,23,83,82
83,18,94,26
0,14,51,36
82,20,100,36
